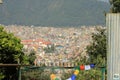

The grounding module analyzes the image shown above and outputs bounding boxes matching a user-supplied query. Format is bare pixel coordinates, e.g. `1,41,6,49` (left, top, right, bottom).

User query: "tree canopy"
0,26,24,64
0,26,27,80
86,27,106,67
74,27,107,80
110,0,120,13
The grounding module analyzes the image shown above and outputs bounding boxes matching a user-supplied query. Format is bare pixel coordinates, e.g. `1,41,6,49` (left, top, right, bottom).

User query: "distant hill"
0,0,110,27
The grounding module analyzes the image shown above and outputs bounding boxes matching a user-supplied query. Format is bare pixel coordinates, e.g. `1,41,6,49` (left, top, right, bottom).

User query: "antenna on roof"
0,0,3,4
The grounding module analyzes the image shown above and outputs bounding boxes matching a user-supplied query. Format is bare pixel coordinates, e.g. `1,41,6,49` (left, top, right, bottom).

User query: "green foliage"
0,71,4,80
74,27,106,80
76,69,101,80
28,51,36,65
0,0,109,26
86,27,106,66
44,44,55,53
21,68,52,80
22,67,73,80
75,56,102,80
0,26,28,80
61,72,73,80
110,0,120,13
0,26,24,64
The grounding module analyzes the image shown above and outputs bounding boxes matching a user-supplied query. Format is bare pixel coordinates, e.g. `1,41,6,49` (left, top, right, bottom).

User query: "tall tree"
73,27,107,80
110,0,120,13
28,51,36,65
0,26,26,80
86,27,107,67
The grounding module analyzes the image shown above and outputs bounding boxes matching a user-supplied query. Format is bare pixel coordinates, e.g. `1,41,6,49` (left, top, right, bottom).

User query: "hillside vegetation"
0,0,110,26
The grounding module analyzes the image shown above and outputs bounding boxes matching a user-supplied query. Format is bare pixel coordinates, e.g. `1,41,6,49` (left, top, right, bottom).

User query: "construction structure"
106,13,120,80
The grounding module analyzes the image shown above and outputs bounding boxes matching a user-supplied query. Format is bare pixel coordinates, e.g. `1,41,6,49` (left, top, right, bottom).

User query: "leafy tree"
110,0,120,13
74,27,106,80
76,69,101,80
0,71,4,80
44,44,55,53
28,51,36,65
0,26,27,80
74,56,102,80
85,27,106,80
86,27,106,67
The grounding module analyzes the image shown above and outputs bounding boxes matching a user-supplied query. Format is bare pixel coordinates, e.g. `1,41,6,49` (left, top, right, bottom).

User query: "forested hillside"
0,0,110,27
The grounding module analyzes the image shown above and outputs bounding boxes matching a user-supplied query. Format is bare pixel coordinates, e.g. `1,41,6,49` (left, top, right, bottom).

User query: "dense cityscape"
0,0,120,79
3,25,104,66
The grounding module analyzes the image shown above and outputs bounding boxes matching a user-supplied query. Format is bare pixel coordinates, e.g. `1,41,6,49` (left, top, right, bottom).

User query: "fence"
21,65,106,80
21,66,74,80
34,62,78,67
0,64,106,80
106,13,120,80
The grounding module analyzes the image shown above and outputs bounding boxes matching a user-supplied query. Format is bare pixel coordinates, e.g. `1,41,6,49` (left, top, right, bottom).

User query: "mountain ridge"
0,0,110,27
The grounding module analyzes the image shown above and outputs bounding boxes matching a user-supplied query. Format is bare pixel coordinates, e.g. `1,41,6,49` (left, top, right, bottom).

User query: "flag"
85,65,91,70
